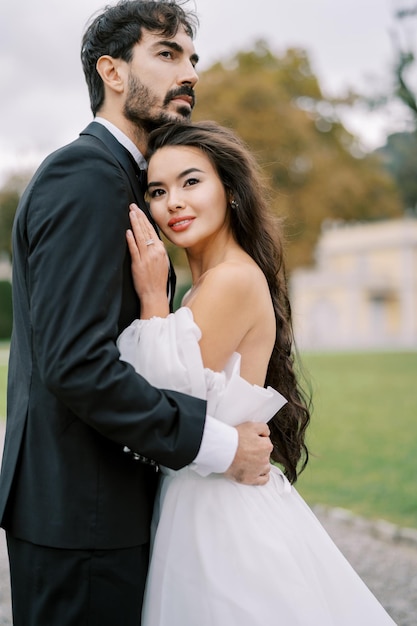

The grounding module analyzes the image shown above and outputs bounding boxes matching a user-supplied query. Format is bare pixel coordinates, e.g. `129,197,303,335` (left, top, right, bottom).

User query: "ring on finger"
145,239,155,246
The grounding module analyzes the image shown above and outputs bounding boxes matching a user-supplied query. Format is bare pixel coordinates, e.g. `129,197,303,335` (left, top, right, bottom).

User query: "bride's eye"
184,178,199,187
148,188,165,198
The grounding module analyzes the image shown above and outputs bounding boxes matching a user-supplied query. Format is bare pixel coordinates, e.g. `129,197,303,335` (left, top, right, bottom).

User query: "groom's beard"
124,74,195,135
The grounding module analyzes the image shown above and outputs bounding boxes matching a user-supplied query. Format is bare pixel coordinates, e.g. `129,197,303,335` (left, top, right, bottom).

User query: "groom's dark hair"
81,0,198,115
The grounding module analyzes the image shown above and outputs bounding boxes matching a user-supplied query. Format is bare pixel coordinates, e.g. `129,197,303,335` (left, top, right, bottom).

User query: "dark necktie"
136,167,148,194
128,156,147,194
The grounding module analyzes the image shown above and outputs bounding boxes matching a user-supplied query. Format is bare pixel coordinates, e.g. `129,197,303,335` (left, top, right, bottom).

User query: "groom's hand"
224,422,273,485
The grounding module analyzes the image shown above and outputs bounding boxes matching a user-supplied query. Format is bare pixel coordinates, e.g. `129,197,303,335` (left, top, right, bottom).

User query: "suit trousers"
6,533,149,626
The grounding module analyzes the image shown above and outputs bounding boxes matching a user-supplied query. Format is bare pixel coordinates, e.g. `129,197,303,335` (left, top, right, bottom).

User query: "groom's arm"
27,142,206,469
192,418,273,485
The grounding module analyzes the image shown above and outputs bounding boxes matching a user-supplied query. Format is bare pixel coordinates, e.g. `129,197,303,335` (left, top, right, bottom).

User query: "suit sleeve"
26,141,206,469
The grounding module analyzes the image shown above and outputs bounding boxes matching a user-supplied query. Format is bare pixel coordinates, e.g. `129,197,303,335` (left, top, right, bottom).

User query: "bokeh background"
0,0,416,528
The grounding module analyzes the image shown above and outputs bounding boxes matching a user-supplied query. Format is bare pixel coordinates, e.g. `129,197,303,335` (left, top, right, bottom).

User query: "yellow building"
290,217,417,351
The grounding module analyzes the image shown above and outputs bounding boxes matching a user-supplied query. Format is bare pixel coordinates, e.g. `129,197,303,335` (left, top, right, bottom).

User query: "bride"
117,121,396,625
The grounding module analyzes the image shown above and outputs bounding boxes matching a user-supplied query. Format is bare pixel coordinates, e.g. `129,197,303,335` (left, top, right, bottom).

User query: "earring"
230,198,239,210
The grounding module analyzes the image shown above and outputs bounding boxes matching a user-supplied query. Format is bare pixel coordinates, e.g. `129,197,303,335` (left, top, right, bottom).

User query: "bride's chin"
162,232,190,248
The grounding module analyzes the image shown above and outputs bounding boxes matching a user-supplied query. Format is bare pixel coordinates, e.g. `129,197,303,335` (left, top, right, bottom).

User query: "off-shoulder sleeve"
205,352,287,426
117,307,287,426
117,307,207,400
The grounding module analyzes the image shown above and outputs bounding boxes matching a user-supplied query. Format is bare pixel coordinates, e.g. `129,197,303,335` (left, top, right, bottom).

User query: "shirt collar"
94,117,147,170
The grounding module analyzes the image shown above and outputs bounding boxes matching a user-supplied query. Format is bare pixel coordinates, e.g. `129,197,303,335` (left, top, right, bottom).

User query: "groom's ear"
96,55,126,96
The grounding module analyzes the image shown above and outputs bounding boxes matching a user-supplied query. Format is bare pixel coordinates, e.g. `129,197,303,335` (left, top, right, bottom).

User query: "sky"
1,0,416,185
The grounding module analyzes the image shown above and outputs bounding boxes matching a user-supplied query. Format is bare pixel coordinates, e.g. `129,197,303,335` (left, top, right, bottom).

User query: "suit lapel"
80,121,176,309
80,122,150,214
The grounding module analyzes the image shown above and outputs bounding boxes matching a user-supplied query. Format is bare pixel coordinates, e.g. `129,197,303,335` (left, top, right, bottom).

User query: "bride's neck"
186,234,240,285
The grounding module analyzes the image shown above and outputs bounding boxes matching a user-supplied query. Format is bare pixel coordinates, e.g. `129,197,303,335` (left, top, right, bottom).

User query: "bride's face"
147,145,230,250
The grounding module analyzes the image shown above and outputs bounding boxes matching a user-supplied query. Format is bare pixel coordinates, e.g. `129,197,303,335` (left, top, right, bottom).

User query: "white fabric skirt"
118,308,396,625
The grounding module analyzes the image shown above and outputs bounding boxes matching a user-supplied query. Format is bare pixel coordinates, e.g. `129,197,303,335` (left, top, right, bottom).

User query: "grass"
297,351,417,529
0,346,416,528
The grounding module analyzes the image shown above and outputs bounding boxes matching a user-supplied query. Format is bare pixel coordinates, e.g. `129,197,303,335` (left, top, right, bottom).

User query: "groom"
0,2,273,625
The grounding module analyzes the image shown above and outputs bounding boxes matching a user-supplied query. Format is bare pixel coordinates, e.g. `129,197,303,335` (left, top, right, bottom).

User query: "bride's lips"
167,216,195,232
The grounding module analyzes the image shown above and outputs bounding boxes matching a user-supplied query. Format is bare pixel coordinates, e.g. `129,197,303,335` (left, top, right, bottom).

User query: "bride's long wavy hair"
146,121,311,483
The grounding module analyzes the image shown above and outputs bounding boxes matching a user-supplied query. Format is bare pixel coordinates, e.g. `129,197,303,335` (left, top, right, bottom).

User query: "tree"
367,5,417,214
365,4,417,134
0,189,19,259
0,171,32,259
0,281,13,339
392,4,417,122
376,131,417,211
193,42,402,269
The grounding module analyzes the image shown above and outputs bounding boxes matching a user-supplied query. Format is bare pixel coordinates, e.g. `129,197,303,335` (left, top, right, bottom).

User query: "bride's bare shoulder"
199,259,268,299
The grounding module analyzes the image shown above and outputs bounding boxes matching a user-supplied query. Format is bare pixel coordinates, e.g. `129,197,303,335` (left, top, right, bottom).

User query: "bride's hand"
126,204,169,318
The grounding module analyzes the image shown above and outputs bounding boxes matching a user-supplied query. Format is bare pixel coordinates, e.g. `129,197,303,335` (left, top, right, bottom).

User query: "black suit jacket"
0,122,206,549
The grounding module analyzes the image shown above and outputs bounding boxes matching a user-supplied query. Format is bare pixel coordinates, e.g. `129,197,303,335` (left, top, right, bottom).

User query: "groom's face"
122,27,199,132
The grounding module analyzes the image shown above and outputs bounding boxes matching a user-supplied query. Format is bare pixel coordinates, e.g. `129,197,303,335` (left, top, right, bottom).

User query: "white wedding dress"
118,307,396,626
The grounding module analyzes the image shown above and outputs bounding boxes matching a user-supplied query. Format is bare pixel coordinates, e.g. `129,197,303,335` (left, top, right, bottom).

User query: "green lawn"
297,351,417,529
0,347,416,528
